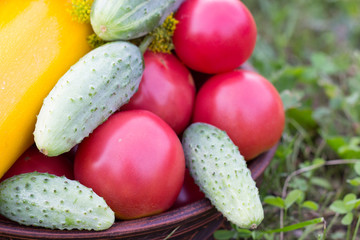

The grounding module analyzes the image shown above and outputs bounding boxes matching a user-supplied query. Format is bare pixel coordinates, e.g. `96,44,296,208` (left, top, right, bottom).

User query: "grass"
214,0,360,239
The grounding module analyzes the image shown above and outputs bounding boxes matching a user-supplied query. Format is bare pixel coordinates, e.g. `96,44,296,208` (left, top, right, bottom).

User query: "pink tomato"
1,145,74,182
122,51,196,135
173,0,257,74
74,110,185,219
171,168,205,209
192,69,285,160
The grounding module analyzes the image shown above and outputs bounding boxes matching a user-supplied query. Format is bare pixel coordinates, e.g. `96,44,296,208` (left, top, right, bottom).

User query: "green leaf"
310,52,338,75
288,177,309,192
322,82,339,100
355,199,360,209
326,137,360,159
330,200,348,214
313,107,332,126
286,108,318,131
264,196,285,209
213,230,236,240
347,177,360,186
313,158,326,165
345,92,359,105
310,177,332,190
338,137,360,159
302,201,319,210
251,230,265,240
328,231,346,239
326,136,347,154
355,162,360,175
280,90,303,110
296,190,305,204
285,190,304,209
341,212,354,225
344,193,357,211
236,229,253,235
346,199,360,209
270,65,310,92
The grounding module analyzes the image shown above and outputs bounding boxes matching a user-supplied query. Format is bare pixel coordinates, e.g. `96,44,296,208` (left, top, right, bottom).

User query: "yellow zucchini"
0,0,92,178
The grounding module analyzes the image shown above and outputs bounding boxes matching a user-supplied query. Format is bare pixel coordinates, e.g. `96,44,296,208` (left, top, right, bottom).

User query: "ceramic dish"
0,144,277,240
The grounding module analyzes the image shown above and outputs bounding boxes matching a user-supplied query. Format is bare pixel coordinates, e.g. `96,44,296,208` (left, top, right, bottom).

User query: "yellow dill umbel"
70,0,94,24
148,13,179,54
86,12,179,51
87,33,106,49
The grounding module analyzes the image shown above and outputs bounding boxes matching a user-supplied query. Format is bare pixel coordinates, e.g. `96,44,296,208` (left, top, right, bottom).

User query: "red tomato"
74,110,185,219
121,51,196,135
173,0,257,74
192,69,285,160
171,168,205,209
0,145,74,182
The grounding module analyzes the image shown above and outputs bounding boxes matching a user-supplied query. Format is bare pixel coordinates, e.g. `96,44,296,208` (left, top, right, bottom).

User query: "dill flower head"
69,0,94,24
87,33,106,49
148,13,179,54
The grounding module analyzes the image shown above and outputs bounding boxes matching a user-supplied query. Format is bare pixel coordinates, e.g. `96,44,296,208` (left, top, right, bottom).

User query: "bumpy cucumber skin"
182,123,264,229
90,0,176,41
0,172,115,231
34,41,144,156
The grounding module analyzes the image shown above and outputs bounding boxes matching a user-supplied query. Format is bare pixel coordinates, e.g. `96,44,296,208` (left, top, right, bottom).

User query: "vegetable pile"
0,0,285,233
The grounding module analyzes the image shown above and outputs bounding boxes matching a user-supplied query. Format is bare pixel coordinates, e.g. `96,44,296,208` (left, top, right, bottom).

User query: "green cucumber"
0,172,114,231
90,0,178,41
182,123,264,229
34,41,144,156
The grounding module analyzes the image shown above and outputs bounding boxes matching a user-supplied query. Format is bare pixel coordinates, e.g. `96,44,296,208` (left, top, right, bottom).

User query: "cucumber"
182,123,264,229
0,172,115,231
90,0,178,41
34,41,144,156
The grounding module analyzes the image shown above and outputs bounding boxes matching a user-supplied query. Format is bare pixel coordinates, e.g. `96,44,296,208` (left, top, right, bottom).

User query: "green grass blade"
265,217,324,234
352,215,360,240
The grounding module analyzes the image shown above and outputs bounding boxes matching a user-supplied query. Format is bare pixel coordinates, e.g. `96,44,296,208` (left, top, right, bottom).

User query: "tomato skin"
121,51,196,135
0,145,74,182
173,0,257,74
74,110,185,219
171,168,205,209
192,70,285,160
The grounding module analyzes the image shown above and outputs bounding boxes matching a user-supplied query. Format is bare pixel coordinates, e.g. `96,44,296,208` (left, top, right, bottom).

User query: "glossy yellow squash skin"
0,0,92,178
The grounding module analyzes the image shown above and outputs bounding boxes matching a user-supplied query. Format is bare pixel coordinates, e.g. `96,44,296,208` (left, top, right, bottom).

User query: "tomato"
74,110,185,219
192,69,285,160
0,145,74,182
171,168,205,209
121,51,196,135
173,0,257,74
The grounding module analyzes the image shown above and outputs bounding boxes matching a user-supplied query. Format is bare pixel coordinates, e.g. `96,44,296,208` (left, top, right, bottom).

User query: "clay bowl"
0,144,277,240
